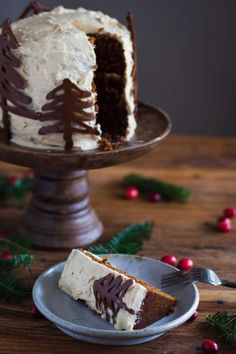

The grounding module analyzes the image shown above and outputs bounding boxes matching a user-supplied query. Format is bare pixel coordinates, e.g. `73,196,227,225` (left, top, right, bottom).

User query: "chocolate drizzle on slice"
0,19,38,142
18,1,50,20
39,78,99,152
93,273,135,324
127,12,138,113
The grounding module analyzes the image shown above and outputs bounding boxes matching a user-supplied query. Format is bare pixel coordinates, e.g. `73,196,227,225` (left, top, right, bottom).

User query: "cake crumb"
88,36,96,45
99,135,125,151
99,137,113,151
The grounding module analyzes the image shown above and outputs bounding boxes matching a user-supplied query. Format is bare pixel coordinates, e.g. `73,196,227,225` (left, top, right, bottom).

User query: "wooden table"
0,135,236,354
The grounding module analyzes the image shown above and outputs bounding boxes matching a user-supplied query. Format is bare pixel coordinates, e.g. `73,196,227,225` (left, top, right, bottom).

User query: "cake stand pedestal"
0,103,171,248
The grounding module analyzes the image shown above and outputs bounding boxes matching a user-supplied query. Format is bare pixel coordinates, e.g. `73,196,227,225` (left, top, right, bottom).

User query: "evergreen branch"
0,237,32,255
10,178,32,199
0,254,34,270
0,235,34,272
0,270,31,301
87,221,153,255
122,174,191,202
0,176,32,203
205,312,236,345
9,234,33,250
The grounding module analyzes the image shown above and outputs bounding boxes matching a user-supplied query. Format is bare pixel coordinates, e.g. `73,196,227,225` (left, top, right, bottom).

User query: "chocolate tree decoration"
93,273,135,323
39,78,99,151
0,19,37,142
127,12,138,112
18,1,50,20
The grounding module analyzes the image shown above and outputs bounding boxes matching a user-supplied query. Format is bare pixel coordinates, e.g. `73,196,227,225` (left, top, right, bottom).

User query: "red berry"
161,255,177,267
217,218,232,233
224,208,236,218
30,304,43,318
188,310,198,321
148,192,162,202
202,339,218,353
0,232,7,238
125,186,139,200
178,258,194,271
6,176,18,185
1,251,13,261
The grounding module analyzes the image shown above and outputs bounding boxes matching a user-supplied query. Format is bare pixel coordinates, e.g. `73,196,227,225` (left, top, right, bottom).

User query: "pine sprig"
0,254,34,270
0,234,34,301
0,236,33,256
9,235,33,250
0,176,32,206
87,221,153,255
205,312,236,345
122,174,191,202
0,270,31,301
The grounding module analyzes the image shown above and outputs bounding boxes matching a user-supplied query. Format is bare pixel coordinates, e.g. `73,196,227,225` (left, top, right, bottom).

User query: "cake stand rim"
0,102,172,170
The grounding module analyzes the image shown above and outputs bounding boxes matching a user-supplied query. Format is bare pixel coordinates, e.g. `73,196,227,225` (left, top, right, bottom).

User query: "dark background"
1,0,236,136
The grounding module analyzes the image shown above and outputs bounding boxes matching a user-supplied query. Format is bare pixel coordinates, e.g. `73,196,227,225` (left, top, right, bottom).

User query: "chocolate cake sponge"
134,287,176,329
91,33,129,138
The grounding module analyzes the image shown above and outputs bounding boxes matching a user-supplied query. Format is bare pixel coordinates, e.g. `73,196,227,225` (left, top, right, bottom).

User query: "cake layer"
92,33,126,75
59,250,176,331
95,74,125,105
95,73,129,137
97,103,129,138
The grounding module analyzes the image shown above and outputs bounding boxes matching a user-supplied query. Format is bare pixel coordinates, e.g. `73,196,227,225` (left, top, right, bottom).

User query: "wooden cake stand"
0,103,171,249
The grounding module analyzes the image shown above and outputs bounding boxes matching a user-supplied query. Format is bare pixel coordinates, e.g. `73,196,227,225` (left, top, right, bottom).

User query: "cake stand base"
21,170,103,249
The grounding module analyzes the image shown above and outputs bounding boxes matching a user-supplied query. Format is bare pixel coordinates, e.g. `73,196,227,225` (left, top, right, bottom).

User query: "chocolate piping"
18,1,50,20
93,273,135,324
39,78,99,152
127,12,138,113
0,19,37,142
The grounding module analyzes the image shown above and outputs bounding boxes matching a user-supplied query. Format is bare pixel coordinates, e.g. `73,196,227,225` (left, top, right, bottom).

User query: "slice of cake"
59,249,176,331
0,4,137,151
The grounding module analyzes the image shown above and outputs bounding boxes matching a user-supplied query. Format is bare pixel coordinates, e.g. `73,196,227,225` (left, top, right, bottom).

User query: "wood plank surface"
0,135,236,354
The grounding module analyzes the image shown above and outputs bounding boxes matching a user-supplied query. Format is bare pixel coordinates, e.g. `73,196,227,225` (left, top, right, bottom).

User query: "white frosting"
0,6,136,150
59,250,147,331
9,11,99,150
51,6,136,115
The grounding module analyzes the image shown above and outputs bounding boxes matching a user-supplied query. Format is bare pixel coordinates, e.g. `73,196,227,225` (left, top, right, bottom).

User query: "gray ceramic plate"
33,254,199,346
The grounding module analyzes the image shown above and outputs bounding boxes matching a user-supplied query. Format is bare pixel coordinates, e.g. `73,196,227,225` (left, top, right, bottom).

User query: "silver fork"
161,268,236,289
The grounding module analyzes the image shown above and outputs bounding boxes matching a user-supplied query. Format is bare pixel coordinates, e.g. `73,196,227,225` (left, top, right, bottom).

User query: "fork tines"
161,269,201,288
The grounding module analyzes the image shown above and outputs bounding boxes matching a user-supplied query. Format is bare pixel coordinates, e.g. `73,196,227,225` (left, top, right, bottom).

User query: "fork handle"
221,280,236,288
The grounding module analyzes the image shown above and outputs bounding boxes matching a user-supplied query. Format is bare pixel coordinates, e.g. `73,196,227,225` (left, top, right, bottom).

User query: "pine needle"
0,270,31,302
0,236,32,256
9,234,33,249
0,254,34,270
87,221,153,255
0,176,32,203
122,174,191,202
205,312,236,345
0,235,34,301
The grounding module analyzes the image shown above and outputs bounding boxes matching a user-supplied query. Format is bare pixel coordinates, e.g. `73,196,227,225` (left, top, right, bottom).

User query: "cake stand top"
0,103,171,171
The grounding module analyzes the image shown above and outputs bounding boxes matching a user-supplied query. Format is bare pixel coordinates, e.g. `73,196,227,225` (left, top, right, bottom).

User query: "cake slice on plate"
59,249,176,330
